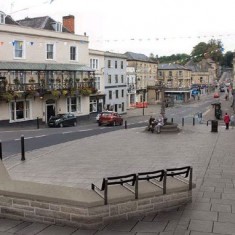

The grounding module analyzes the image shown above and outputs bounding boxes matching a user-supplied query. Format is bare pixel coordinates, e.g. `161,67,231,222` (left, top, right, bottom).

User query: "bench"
166,166,194,193
91,173,137,205
91,166,194,205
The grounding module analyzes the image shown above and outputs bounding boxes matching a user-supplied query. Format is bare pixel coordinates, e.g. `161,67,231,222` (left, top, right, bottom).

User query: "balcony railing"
0,81,96,93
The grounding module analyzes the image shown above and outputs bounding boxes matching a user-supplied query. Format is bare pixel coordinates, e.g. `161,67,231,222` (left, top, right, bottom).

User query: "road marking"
24,137,33,139
14,139,20,141
79,129,93,132
62,131,73,134
35,135,46,138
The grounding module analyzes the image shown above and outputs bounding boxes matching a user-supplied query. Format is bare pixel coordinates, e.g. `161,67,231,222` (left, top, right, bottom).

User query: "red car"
213,93,220,98
98,112,123,126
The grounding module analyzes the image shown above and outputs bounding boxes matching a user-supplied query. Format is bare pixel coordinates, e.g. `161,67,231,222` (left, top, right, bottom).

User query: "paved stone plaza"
1,95,235,234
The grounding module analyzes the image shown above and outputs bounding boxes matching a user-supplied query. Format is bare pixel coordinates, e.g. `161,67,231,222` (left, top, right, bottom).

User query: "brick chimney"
63,15,75,33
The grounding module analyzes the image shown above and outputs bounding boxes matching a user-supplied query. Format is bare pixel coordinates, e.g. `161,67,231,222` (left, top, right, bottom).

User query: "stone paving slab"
0,92,234,234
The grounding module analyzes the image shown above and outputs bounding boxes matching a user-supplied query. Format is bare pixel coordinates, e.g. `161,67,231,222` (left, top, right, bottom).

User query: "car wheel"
98,122,101,126
120,121,123,126
73,121,77,126
59,123,63,128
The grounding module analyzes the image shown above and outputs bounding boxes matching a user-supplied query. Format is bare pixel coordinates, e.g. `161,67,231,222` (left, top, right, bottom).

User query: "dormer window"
0,11,6,24
52,22,62,32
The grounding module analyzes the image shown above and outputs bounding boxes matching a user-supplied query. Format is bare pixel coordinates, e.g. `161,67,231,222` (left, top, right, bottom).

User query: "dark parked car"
48,113,77,127
98,112,123,126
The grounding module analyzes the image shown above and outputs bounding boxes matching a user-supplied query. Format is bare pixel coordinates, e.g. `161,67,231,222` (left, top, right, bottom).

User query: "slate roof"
2,12,19,25
185,60,210,72
158,64,190,70
124,52,150,62
104,51,127,59
0,61,93,72
16,16,71,33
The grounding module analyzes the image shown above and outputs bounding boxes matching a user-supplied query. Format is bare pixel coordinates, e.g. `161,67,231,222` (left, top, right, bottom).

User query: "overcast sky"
1,0,235,57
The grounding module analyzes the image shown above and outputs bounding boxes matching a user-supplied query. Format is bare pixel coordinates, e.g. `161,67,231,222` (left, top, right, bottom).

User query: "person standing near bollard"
223,113,230,130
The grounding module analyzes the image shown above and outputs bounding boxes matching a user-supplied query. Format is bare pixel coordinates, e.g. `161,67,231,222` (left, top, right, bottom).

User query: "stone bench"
0,162,195,228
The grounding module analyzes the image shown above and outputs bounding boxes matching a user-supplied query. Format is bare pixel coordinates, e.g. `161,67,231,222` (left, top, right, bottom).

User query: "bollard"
171,118,173,123
21,135,25,161
125,120,127,129
193,117,195,126
0,140,2,160
182,117,184,126
37,117,40,129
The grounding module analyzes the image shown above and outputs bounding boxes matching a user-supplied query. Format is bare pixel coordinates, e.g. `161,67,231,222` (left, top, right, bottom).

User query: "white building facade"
103,52,127,114
0,12,96,125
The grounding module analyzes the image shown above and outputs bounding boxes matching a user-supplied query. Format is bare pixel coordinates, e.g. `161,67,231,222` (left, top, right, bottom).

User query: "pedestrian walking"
223,113,230,130
230,114,235,129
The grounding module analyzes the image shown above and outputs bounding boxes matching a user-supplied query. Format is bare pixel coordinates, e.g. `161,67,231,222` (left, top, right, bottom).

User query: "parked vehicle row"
48,111,124,128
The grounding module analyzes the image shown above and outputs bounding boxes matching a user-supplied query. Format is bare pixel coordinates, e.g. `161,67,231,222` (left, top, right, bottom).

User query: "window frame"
108,90,112,99
108,60,111,68
70,46,77,61
10,100,30,122
46,43,55,60
67,96,81,113
14,40,25,59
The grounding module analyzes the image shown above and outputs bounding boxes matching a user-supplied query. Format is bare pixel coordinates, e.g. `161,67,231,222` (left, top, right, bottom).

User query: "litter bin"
211,120,218,132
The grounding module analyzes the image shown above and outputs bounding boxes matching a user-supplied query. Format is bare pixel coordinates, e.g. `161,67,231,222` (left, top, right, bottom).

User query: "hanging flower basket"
29,77,35,83
51,90,61,98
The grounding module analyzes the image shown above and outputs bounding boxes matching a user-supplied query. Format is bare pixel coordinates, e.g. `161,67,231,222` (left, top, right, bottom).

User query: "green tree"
158,53,189,64
191,39,224,63
221,51,233,67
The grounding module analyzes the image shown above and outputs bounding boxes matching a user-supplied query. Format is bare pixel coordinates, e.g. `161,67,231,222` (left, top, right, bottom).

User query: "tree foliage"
150,39,232,67
220,51,233,67
157,53,189,64
191,39,224,63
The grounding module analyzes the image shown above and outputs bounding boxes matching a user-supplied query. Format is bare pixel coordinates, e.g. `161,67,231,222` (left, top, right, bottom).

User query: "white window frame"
90,58,99,69
121,61,124,69
95,77,100,90
67,96,81,113
109,90,112,99
70,46,77,61
115,75,118,83
108,75,111,84
13,40,25,59
46,43,55,60
10,100,31,122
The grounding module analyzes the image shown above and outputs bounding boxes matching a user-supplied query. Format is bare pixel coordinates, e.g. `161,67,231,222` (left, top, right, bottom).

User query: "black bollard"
171,118,173,123
193,117,195,126
21,135,25,161
37,117,40,129
0,141,2,160
125,120,127,129
182,118,184,126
